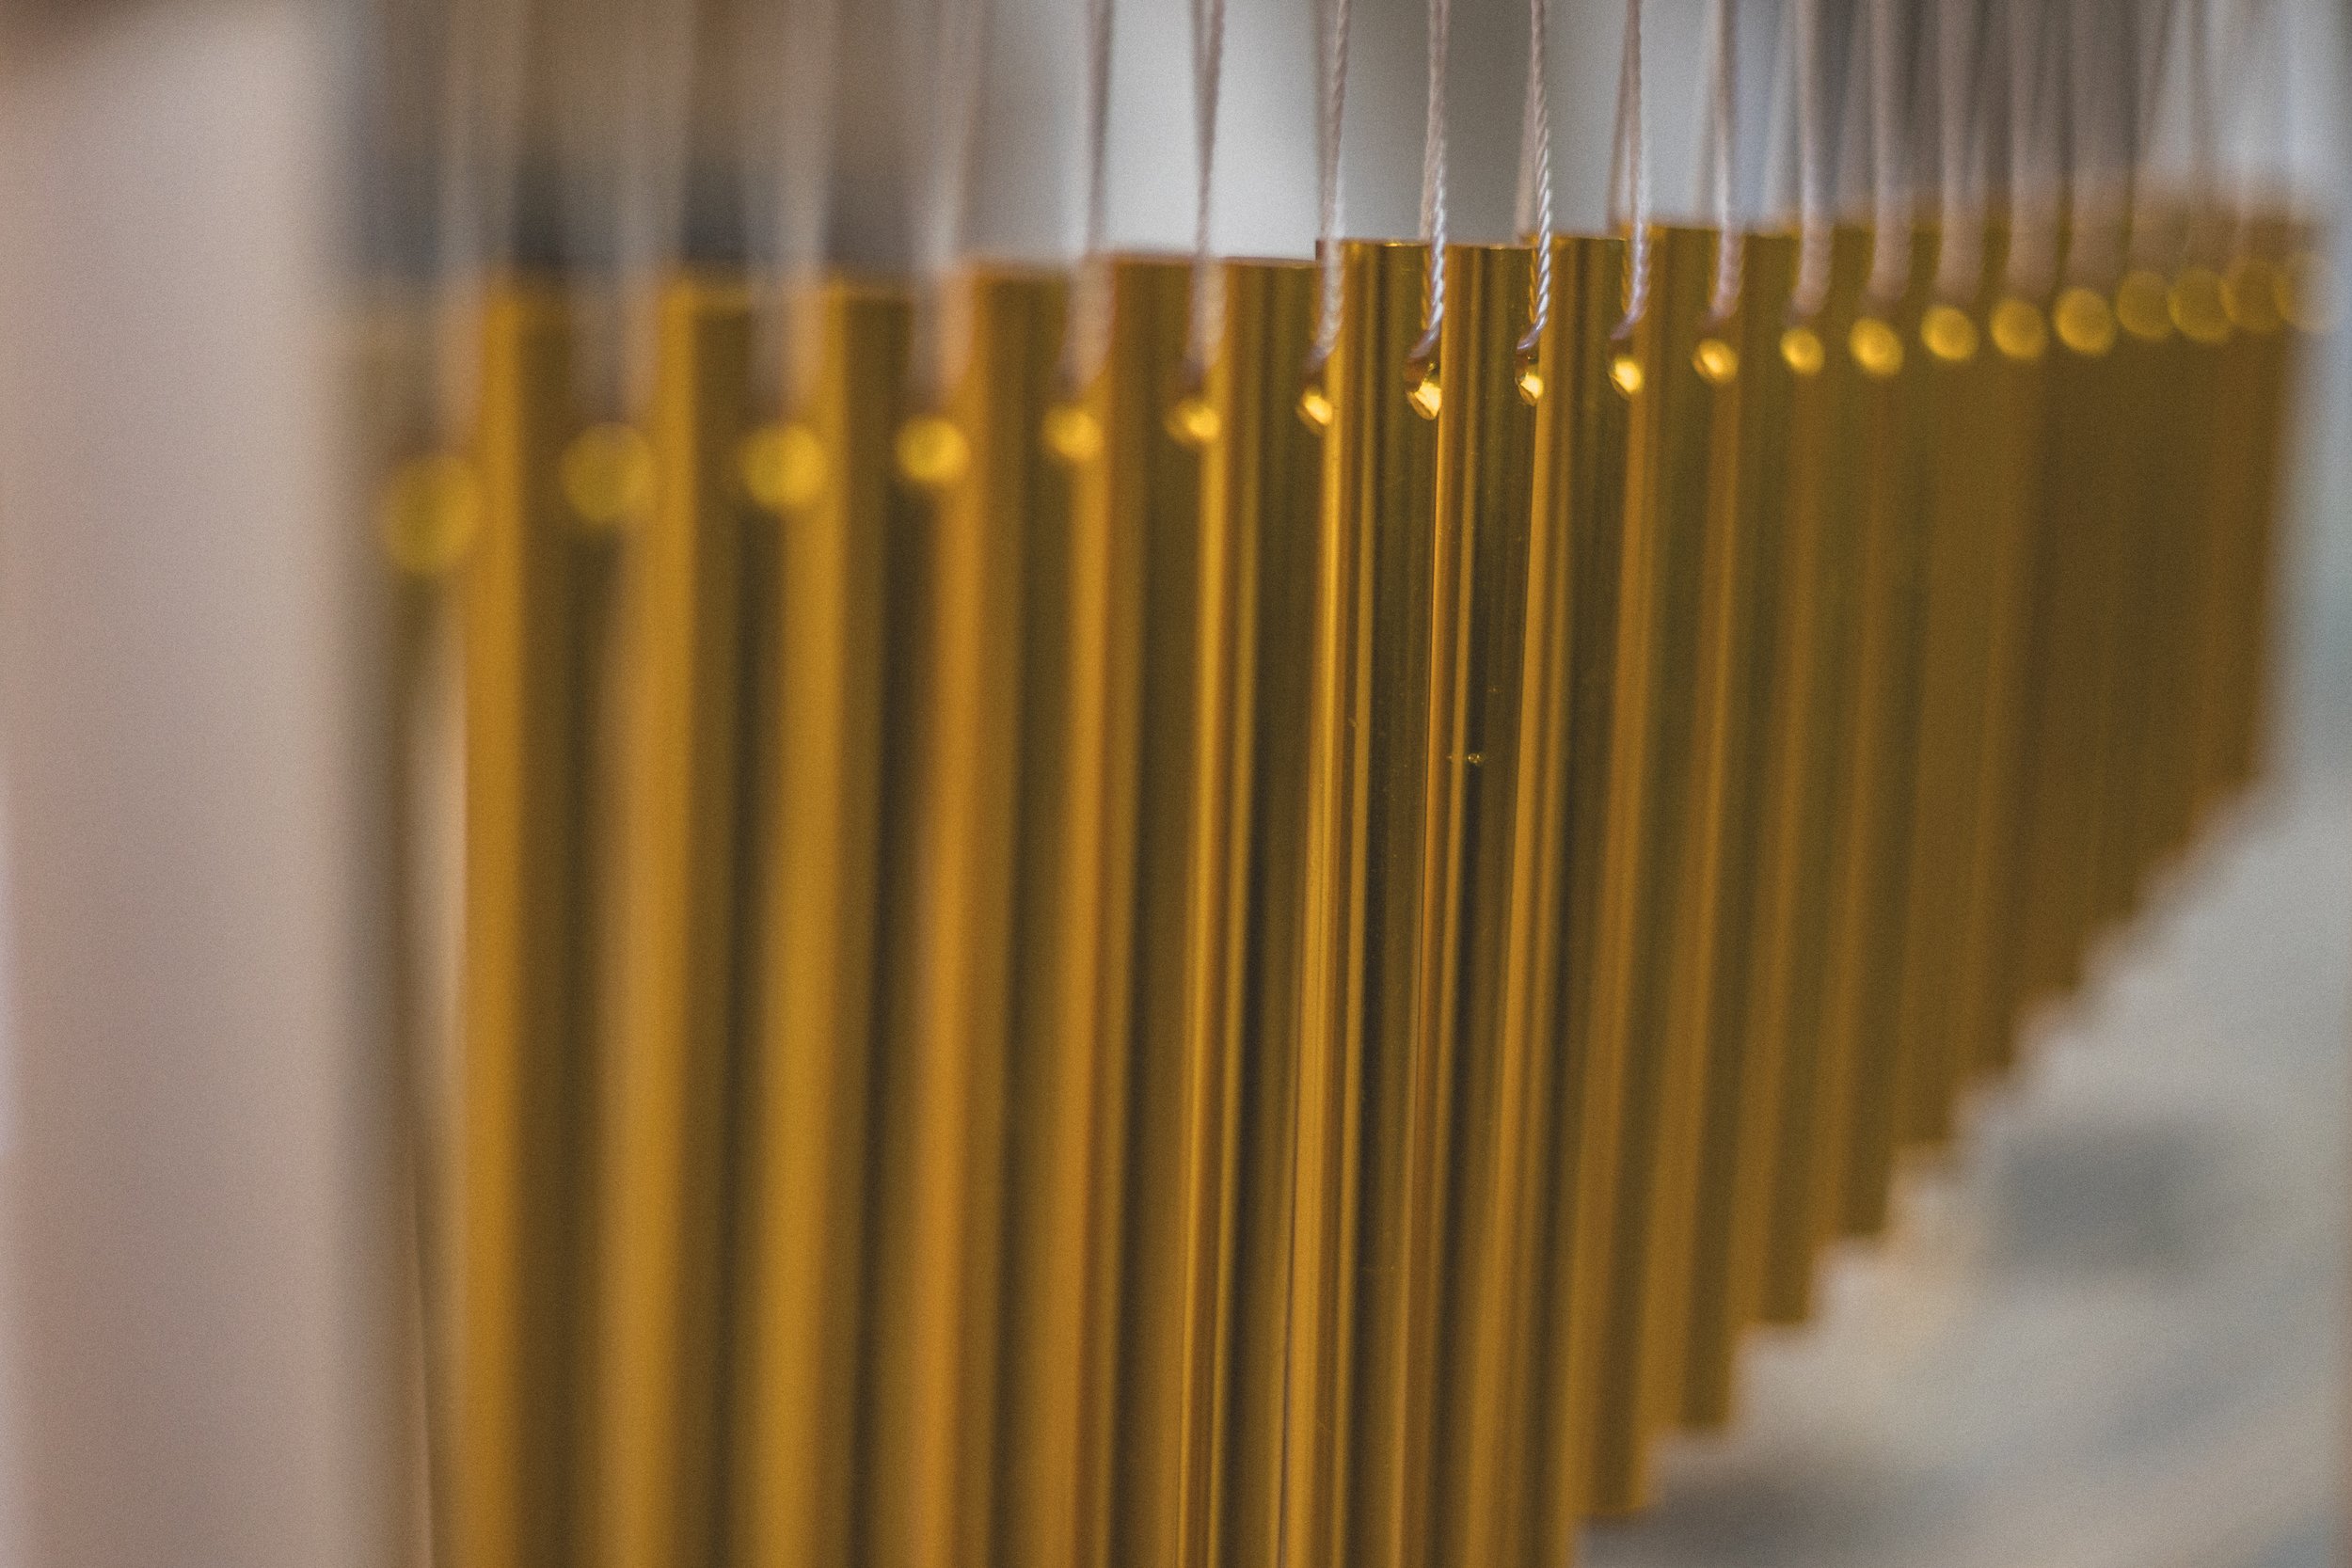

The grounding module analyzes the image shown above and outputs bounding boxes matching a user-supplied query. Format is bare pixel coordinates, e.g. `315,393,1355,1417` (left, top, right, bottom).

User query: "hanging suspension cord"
1184,0,1232,382
2122,0,2179,267
1608,0,1650,326
1309,0,1355,372
904,0,993,392
1931,0,1989,302
1757,0,1798,226
743,0,847,408
1062,0,1117,387
1409,0,1454,365
2004,0,2064,298
2180,0,2218,261
2061,0,2127,287
1514,0,1555,367
1864,0,1913,307
2226,0,2291,253
1788,0,1829,315
616,0,701,414
1697,0,1740,320
432,0,529,442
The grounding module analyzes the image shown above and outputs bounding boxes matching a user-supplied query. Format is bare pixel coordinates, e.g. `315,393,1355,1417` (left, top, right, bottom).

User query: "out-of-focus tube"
596,277,756,1568
733,278,912,1568
458,282,608,1568
1679,229,1800,1427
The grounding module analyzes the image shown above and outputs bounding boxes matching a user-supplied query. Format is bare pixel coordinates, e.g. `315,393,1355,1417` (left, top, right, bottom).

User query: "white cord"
1186,0,1231,378
1413,0,1453,361
1062,0,1115,386
1699,0,1740,320
1311,0,1354,369
1515,0,1555,356
1788,0,1828,314
1609,0,1650,326
1931,0,1984,301
1865,0,1912,305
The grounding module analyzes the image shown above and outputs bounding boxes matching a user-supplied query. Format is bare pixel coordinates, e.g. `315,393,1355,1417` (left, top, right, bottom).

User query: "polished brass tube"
1282,240,1438,1568
886,268,1068,1568
733,279,913,1568
2011,286,2125,1011
1821,226,1940,1240
1679,230,1799,1427
1170,258,1321,1568
1418,242,1540,1568
456,281,609,1568
598,277,758,1568
1892,224,2006,1146
1949,280,2056,1085
1520,234,1633,1557
1750,225,1872,1323
1584,223,1723,1513
1059,255,1203,1568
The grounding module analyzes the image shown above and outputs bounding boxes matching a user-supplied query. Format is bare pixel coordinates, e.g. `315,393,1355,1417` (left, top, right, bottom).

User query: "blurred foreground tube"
0,5,389,1565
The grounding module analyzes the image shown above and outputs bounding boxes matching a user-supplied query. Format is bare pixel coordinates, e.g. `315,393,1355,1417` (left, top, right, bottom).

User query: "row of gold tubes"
409,216,2310,1568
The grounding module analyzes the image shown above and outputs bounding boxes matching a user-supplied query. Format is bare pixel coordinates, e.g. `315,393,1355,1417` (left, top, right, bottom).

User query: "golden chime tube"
1891,221,2010,1145
1584,222,1721,1513
889,268,1069,1568
1948,278,2056,1085
1750,223,1872,1323
1678,229,1800,1427
2194,241,2297,817
1170,258,1321,1568
977,269,1104,1568
2010,274,2127,1014
734,279,913,1568
1520,232,1632,1560
454,281,607,1568
2123,234,2224,875
2090,319,2173,927
1061,255,1203,1568
1820,225,1940,1240
1418,242,1539,1568
1282,239,1438,1568
598,277,755,1568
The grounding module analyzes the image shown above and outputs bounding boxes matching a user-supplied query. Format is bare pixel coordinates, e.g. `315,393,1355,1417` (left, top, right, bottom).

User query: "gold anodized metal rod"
1748,224,1873,1323
1678,229,1800,1427
597,276,758,1568
1949,279,2056,1085
1582,223,1724,1513
1064,255,1202,1568
1819,225,1941,1241
733,278,914,1568
887,267,1068,1568
1282,239,1439,1568
1520,233,1633,1557
1419,241,1541,1568
454,279,607,1568
1892,222,2007,1146
1168,257,1321,1568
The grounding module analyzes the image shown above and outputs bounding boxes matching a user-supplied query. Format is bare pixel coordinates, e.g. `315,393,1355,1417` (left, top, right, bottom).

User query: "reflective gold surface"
1284,239,1438,1568
456,280,607,1568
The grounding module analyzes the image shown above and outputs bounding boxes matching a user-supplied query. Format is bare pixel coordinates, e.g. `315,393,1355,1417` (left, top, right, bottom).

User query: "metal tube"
596,276,756,1568
1678,229,1801,1429
458,281,608,1568
1582,222,1723,1514
1282,239,1438,1568
1170,258,1321,1568
733,277,912,1568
